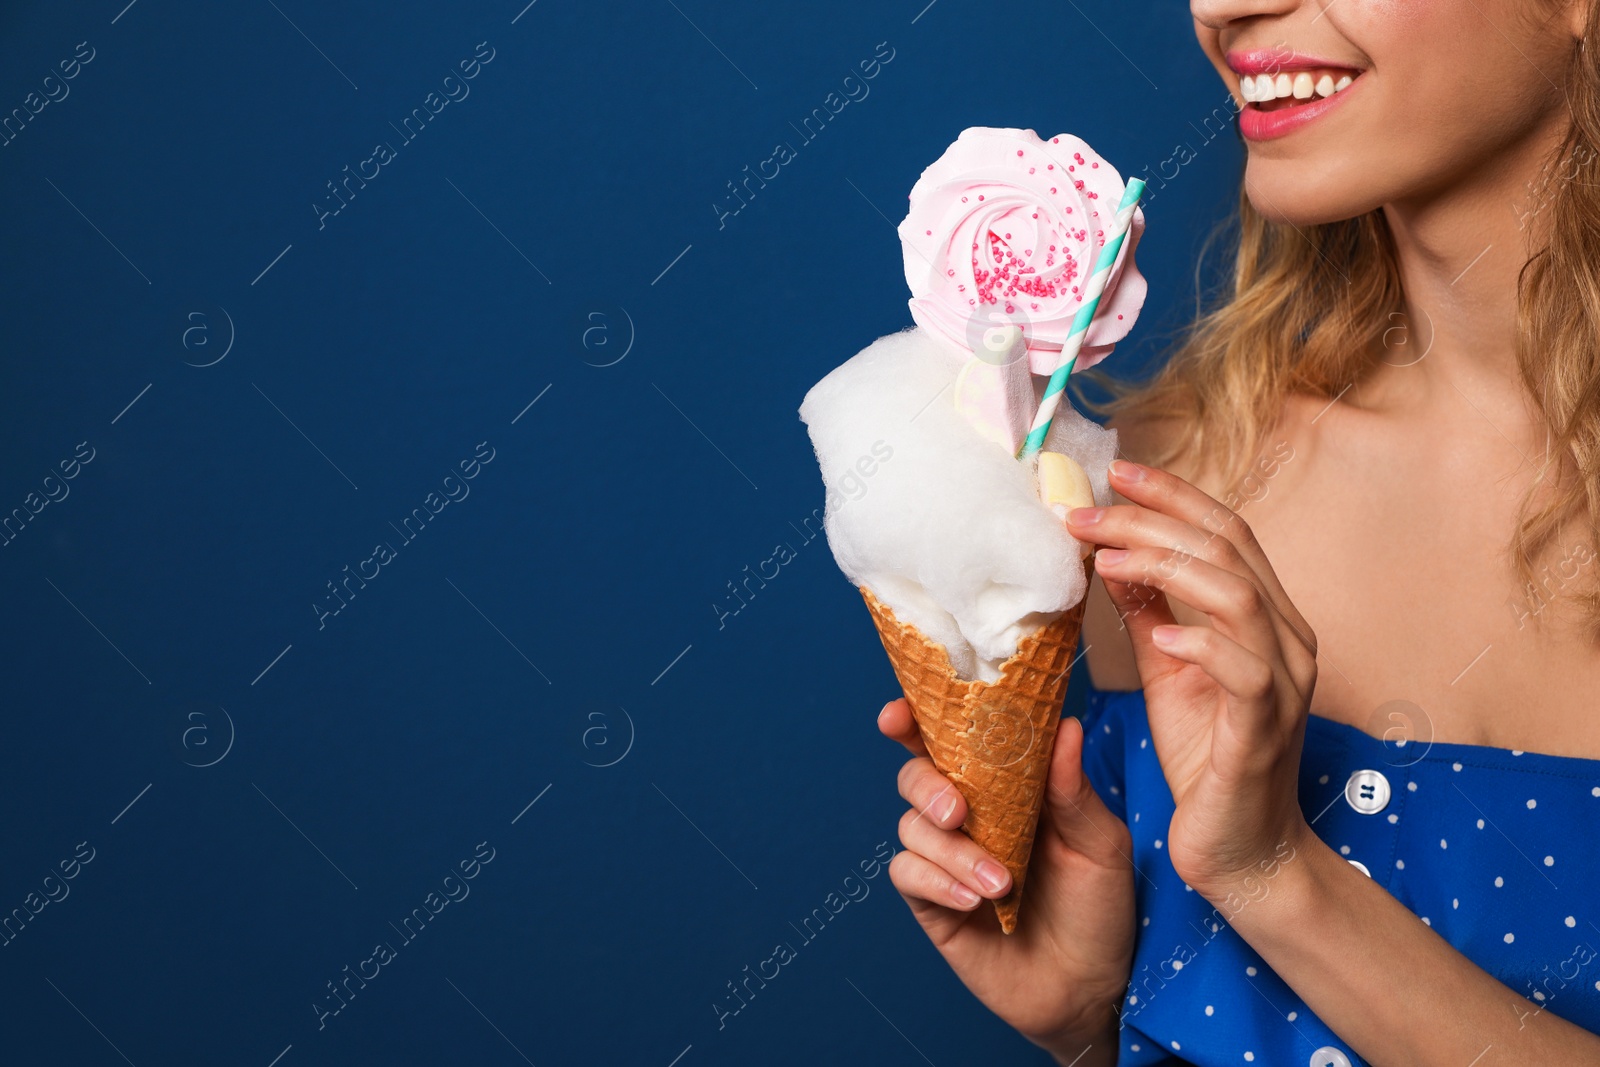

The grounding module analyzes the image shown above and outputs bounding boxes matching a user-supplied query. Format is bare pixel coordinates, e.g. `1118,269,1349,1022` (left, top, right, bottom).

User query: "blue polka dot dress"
1079,681,1600,1067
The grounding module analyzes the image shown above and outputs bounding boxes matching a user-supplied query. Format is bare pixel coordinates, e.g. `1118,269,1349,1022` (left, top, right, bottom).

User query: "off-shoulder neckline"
1086,685,1600,773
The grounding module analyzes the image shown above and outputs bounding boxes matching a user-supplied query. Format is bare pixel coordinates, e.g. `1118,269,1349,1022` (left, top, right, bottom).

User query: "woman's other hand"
878,697,1135,1064
1068,459,1318,900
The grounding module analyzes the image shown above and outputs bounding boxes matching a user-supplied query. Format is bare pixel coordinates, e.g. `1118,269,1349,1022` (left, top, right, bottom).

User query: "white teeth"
1240,69,1357,104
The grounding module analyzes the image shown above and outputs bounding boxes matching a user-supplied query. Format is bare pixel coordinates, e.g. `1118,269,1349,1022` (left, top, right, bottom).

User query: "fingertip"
973,856,1013,898
1094,550,1131,578
1109,458,1148,484
1048,716,1086,791
877,699,901,732
928,781,964,828
1056,713,1081,764
1151,624,1183,649
1057,712,1083,749
876,700,915,742
879,698,931,756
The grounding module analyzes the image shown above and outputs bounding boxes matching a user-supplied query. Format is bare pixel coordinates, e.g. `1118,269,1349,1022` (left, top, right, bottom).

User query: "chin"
1242,159,1386,227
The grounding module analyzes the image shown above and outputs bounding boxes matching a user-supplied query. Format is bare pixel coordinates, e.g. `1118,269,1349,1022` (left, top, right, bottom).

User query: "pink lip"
1226,49,1362,75
1238,74,1362,141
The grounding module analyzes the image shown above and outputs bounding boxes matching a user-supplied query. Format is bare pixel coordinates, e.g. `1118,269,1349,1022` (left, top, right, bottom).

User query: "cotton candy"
800,326,1118,681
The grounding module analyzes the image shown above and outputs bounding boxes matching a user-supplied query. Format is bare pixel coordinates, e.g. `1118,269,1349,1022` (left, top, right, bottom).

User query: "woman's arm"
1047,1023,1119,1067
1066,458,1600,1067
1211,826,1600,1066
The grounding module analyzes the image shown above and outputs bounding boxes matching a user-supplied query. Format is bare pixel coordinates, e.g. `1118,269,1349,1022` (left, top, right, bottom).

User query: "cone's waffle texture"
861,564,1091,934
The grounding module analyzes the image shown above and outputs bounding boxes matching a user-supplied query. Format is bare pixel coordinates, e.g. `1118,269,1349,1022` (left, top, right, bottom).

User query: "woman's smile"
1228,49,1366,140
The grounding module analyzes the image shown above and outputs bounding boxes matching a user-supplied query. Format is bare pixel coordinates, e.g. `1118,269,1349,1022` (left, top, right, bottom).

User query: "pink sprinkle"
1092,162,1099,168
1017,150,1024,156
1117,314,1123,319
1047,164,1054,170
1028,167,1036,174
961,196,968,202
1052,137,1059,143
1031,212,1038,219
926,230,932,235
977,194,984,200
1050,188,1057,195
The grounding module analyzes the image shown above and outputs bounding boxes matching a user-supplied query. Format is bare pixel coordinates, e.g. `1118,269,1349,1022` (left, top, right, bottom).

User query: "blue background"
0,2,1240,1063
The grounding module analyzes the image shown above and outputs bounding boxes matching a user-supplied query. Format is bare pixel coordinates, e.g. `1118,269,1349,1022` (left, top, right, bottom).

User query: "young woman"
877,1,1600,1064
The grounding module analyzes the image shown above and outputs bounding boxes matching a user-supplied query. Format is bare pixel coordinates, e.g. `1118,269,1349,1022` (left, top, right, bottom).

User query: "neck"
1369,113,1570,419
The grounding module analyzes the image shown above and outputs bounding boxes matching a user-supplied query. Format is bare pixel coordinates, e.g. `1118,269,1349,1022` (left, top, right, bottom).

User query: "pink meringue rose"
898,127,1147,375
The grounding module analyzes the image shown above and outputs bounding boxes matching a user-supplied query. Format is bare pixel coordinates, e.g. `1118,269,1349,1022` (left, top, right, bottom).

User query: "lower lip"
1238,77,1360,141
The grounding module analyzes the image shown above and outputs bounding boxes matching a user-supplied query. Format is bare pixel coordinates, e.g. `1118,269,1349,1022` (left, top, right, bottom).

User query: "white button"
1348,860,1371,878
1344,769,1391,814
1311,1048,1352,1067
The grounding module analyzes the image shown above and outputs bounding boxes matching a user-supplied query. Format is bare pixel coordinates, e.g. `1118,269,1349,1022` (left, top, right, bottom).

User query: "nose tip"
1191,0,1302,30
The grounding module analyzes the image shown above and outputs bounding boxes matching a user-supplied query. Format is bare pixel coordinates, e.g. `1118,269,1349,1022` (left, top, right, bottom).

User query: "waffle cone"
861,561,1091,934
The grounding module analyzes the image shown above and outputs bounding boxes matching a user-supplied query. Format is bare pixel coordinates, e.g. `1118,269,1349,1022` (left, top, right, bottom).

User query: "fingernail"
1067,506,1103,526
1152,625,1181,648
1096,548,1129,565
1110,459,1145,482
937,792,959,824
950,882,981,908
975,859,1010,894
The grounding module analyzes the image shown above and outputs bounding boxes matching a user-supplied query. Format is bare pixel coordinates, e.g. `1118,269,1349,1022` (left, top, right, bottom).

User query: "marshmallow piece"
952,324,1036,455
1037,451,1095,558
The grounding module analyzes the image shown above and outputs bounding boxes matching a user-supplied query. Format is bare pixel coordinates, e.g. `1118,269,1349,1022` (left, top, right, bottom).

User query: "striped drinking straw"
1018,177,1147,459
